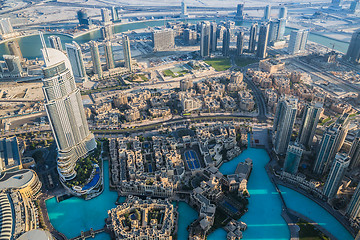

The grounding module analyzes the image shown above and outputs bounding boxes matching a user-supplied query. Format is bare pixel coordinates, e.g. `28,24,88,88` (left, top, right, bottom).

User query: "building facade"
152,29,175,52
257,22,269,59
200,21,211,57
89,41,103,78
345,29,360,64
65,41,88,82
122,35,132,72
288,29,309,54
283,142,303,174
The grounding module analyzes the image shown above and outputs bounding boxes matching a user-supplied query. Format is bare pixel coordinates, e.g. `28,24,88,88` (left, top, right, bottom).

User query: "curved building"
0,169,42,199
17,229,54,240
41,36,96,182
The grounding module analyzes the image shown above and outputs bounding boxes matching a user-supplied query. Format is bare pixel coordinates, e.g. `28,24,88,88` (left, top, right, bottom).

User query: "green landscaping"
235,57,258,67
204,58,231,71
297,220,330,240
163,69,176,77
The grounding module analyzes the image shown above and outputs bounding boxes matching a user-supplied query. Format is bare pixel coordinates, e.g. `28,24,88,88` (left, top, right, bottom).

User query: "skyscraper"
350,0,360,13
7,40,23,61
101,8,111,25
298,102,323,148
65,41,88,82
236,31,244,55
222,27,231,56
264,5,271,20
236,4,245,20
268,20,280,44
279,6,288,19
89,41,103,78
288,29,309,54
349,132,360,170
181,1,188,18
346,182,360,219
122,35,132,72
3,55,23,77
111,6,118,21
210,22,217,53
101,25,113,40
313,114,349,175
273,96,298,155
200,21,211,57
278,18,286,40
40,35,96,182
104,41,115,70
48,36,63,51
323,153,350,199
345,29,360,64
249,23,258,53
257,22,269,59
152,29,175,52
283,142,303,174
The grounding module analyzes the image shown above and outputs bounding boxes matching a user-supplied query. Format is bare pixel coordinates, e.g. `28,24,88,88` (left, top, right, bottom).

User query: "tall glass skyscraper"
41,36,96,182
210,22,217,53
222,27,231,56
48,36,63,52
65,41,87,83
298,102,323,148
323,153,350,199
89,41,103,78
104,40,115,70
257,22,269,59
200,21,211,57
272,96,298,155
313,113,349,175
283,142,303,174
122,35,132,72
236,31,244,55
288,29,309,54
248,22,258,53
346,182,360,219
345,29,360,64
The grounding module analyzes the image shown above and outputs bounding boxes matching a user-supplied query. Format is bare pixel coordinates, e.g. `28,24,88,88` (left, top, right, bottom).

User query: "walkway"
70,228,105,240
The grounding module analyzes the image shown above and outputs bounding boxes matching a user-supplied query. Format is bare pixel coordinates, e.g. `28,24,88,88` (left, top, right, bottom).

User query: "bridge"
70,228,106,240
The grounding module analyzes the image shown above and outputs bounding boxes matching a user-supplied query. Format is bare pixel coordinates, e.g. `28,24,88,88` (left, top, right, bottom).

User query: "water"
279,185,354,240
177,201,199,240
0,19,349,59
45,160,118,239
209,147,290,240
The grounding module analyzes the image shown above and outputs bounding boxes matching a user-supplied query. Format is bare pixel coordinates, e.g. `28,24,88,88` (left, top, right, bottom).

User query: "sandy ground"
0,82,43,100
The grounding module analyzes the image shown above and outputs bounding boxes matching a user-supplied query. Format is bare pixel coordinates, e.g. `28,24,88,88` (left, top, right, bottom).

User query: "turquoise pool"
46,160,118,239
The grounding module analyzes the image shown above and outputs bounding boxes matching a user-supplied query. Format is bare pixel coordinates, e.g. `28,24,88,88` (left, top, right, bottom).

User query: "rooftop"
0,169,35,190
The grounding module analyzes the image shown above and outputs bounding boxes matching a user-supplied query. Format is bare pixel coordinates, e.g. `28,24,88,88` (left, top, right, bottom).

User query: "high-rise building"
111,6,118,21
3,55,24,77
323,153,350,199
101,8,112,25
278,18,286,40
152,29,175,52
313,113,349,175
104,41,115,70
273,96,298,155
40,36,96,182
288,29,309,54
249,23,258,53
89,41,103,78
48,36,63,51
7,40,23,61
210,22,217,53
346,182,360,219
236,4,245,20
200,21,211,57
122,35,132,72
0,18,14,39
181,1,188,18
264,5,271,20
283,142,303,174
298,102,323,148
101,25,113,40
236,31,244,55
222,27,231,56
77,9,92,27
268,20,280,44
349,132,360,170
345,29,360,64
350,0,360,13
257,22,269,59
331,0,342,8
65,41,88,82
279,6,288,19
184,29,197,45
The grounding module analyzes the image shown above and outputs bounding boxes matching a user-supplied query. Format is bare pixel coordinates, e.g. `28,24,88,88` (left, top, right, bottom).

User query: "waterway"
45,144,354,240
0,19,349,59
